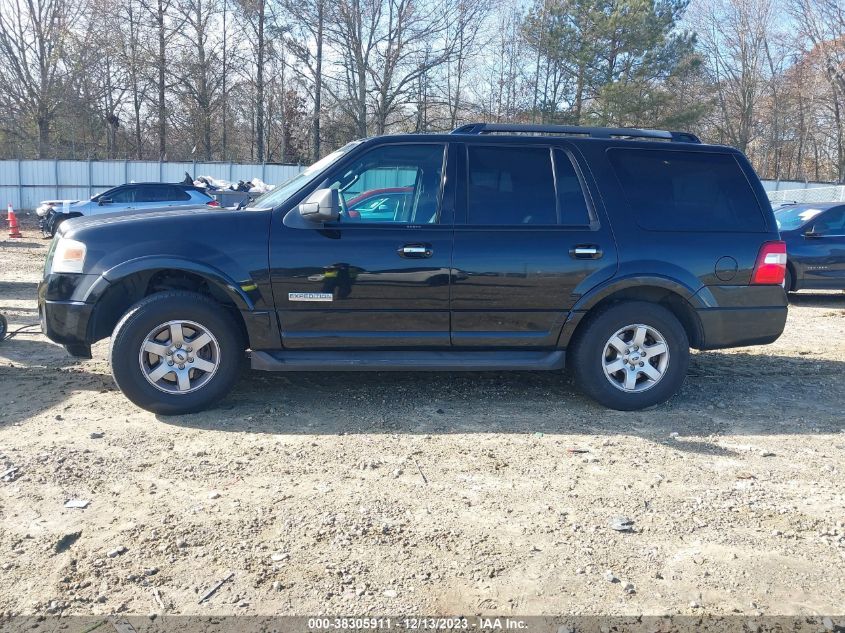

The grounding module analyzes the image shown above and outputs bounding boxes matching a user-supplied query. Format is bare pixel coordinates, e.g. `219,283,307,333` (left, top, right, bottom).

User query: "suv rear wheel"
110,291,244,415
570,301,689,410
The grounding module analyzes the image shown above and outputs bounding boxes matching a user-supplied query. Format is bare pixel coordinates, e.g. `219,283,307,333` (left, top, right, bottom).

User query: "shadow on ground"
0,281,39,295
151,349,845,442
788,291,845,308
1,329,842,444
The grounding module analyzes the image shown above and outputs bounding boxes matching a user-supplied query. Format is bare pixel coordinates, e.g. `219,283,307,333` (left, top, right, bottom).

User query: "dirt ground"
1,218,844,619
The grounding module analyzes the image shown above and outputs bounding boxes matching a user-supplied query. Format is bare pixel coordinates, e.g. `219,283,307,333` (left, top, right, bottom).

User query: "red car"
344,187,412,221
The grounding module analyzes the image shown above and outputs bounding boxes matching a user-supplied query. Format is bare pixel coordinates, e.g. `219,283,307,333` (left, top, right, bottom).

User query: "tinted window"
138,185,187,203
609,149,765,232
814,207,845,235
467,146,557,225
328,144,445,224
554,149,592,226
168,186,192,201
108,187,136,203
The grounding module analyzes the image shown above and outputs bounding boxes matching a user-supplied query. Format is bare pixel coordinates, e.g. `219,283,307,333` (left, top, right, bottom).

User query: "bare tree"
285,0,326,160
174,0,225,160
790,0,845,179
692,0,775,153
0,0,84,157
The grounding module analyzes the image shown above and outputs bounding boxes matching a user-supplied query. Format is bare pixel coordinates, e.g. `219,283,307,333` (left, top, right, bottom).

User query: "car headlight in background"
51,238,87,273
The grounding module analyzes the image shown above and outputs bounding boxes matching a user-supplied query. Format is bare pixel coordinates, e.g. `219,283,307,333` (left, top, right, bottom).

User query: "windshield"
774,206,828,231
248,141,363,208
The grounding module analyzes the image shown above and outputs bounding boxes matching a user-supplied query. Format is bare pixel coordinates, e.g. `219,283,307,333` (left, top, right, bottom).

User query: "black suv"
38,123,788,414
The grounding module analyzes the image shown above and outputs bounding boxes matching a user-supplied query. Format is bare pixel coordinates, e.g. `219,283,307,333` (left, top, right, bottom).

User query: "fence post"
16,158,22,209
54,159,59,200
88,159,93,200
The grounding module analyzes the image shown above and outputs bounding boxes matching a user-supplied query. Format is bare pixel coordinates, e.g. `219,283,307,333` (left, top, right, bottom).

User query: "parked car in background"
38,183,219,237
344,187,413,222
775,202,845,292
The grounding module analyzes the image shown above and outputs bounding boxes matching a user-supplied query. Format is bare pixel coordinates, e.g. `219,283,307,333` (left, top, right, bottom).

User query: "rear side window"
608,149,765,232
168,186,192,201
467,146,557,225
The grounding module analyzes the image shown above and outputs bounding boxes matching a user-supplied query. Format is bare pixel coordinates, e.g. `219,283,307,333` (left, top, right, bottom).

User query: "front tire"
110,291,244,415
570,301,689,410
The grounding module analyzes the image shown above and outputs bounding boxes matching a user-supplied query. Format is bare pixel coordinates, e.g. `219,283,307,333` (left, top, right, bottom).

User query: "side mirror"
299,188,340,222
98,197,112,206
804,226,823,238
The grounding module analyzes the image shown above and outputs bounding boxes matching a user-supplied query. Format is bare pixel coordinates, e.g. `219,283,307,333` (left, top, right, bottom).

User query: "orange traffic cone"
7,203,22,238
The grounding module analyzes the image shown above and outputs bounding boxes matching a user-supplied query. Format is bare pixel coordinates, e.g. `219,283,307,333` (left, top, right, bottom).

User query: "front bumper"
38,275,98,357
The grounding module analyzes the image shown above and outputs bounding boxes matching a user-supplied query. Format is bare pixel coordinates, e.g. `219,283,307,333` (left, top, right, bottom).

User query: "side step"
251,349,566,372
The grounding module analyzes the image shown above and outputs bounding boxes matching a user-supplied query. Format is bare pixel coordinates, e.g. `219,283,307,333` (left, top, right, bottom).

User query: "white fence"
766,184,845,204
2,161,843,211
761,179,845,203
0,159,305,210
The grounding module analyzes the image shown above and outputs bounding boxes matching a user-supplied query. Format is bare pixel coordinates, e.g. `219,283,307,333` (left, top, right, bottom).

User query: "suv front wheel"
110,291,244,415
570,301,689,410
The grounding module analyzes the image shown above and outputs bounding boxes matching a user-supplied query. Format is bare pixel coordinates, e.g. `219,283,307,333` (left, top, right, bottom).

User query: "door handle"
570,244,603,259
398,244,433,258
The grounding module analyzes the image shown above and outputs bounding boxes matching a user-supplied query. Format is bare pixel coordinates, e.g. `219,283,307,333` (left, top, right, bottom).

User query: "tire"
784,267,793,293
110,291,244,415
569,301,689,411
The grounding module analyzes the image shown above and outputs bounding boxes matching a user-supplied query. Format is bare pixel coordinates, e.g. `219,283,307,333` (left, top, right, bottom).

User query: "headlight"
51,238,87,273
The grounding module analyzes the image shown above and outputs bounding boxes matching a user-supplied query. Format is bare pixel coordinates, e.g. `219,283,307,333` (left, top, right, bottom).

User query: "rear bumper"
693,284,787,349
696,305,787,349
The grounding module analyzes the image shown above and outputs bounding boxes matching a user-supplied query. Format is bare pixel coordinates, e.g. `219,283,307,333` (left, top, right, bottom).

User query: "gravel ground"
1,219,844,619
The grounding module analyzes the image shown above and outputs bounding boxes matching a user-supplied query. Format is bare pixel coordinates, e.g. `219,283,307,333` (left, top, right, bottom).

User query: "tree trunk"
312,0,323,161
37,115,50,159
221,0,228,160
256,0,265,163
157,0,167,160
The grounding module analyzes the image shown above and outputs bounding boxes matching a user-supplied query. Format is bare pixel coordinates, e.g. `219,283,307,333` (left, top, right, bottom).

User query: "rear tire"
784,267,794,293
570,301,689,410
110,291,244,415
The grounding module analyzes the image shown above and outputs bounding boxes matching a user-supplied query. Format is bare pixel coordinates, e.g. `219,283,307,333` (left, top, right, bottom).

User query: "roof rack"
450,122,701,144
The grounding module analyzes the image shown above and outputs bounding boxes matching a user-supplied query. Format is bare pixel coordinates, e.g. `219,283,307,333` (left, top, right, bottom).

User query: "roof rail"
450,122,701,144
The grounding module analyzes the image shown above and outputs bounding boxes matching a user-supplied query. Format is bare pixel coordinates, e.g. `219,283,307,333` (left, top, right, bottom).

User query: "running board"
250,349,566,372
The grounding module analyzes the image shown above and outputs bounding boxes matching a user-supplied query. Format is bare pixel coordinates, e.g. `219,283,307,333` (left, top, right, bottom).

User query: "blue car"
775,202,845,292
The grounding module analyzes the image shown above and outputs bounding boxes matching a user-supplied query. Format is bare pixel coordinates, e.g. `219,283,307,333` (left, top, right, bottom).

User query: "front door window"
325,144,446,224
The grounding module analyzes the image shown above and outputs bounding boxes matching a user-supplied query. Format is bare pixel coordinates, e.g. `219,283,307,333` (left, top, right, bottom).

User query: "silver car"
39,183,218,237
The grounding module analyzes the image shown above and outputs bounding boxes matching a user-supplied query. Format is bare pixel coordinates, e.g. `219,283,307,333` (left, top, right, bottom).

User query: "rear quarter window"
608,149,766,232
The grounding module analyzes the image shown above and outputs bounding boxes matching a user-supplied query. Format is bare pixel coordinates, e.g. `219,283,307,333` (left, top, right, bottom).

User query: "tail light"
750,241,787,285
207,199,220,207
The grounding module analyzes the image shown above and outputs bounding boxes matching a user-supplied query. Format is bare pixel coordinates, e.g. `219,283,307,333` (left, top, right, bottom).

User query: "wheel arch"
563,278,705,351
87,262,252,345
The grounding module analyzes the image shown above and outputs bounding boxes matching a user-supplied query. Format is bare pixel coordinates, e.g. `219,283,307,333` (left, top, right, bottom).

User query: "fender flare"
90,256,255,311
558,274,707,349
571,274,706,312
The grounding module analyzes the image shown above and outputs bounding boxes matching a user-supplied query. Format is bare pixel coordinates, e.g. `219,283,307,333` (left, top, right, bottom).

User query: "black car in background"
38,123,789,415
775,202,845,292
